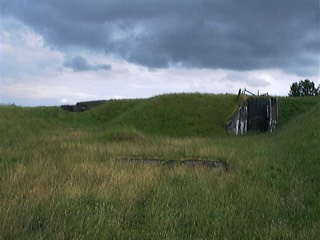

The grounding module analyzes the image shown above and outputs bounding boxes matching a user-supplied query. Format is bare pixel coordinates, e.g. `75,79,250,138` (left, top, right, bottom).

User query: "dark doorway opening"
247,98,269,132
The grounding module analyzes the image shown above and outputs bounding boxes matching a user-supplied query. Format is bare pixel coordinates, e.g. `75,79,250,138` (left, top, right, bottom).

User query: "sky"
1,0,319,106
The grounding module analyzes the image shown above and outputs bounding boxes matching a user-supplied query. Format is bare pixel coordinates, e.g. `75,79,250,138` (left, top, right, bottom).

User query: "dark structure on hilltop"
227,89,279,135
61,100,107,112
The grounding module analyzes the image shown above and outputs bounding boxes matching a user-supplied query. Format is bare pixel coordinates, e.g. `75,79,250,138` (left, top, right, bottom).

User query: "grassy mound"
94,93,238,137
278,96,320,127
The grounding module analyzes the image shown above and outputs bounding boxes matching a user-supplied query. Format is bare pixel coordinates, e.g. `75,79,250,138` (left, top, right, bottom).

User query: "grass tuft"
101,127,146,142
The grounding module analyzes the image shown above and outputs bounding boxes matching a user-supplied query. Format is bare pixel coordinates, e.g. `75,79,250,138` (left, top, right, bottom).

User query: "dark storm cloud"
1,0,319,75
63,56,112,72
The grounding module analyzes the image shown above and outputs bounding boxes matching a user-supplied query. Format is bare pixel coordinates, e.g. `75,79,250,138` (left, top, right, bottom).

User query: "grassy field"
0,93,319,239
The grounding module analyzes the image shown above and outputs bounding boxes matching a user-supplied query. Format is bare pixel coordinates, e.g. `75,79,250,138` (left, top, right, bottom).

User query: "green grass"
79,93,238,137
102,93,238,137
0,94,319,239
278,96,320,127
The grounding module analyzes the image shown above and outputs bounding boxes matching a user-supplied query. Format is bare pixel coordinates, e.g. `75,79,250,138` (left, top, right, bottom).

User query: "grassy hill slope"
278,96,320,127
98,93,238,137
83,94,319,137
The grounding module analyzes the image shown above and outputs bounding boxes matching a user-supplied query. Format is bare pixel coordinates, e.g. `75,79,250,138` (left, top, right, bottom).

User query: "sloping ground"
0,106,75,137
88,93,238,137
84,94,319,137
82,98,146,124
273,100,320,175
261,102,320,233
278,96,320,127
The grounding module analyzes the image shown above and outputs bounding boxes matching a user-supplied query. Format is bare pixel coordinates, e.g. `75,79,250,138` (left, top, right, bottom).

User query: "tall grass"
0,94,319,239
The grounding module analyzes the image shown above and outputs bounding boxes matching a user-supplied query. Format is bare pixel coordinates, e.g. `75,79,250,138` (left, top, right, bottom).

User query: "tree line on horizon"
289,79,319,97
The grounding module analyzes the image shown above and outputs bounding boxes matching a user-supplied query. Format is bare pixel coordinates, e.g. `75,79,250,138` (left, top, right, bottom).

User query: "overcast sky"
1,0,319,106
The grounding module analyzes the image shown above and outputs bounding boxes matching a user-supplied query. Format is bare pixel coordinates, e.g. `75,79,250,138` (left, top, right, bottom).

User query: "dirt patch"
119,159,228,171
